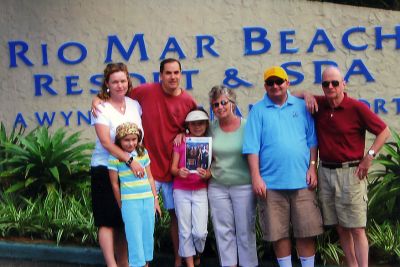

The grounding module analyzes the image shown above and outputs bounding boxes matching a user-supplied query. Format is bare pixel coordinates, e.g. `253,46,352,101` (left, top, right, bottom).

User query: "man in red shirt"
304,66,390,267
93,59,197,267
129,59,196,267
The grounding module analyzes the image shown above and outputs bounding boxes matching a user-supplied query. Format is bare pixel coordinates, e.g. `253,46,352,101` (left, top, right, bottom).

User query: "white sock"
299,255,315,267
277,255,292,267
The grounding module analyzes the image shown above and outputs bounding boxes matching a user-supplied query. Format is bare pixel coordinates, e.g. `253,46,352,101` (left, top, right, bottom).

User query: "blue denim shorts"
155,180,175,210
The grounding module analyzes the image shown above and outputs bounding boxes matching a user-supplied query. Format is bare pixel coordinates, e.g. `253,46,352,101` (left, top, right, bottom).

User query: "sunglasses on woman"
212,100,230,108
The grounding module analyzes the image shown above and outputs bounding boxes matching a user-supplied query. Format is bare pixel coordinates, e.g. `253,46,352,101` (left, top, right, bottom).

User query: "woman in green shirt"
208,85,258,267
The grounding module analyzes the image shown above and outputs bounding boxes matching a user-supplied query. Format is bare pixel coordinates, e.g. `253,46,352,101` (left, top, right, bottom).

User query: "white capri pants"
173,188,208,257
208,181,258,267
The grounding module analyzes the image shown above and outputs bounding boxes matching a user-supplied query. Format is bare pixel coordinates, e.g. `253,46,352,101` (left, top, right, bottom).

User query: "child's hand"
196,168,211,179
154,198,162,217
178,168,190,178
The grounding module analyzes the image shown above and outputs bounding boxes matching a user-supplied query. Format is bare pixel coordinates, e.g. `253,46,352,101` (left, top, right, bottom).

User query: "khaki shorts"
258,188,323,242
318,165,368,228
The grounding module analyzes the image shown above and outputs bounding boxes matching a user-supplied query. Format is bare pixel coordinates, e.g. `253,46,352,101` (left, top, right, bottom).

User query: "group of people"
185,143,210,170
90,58,390,267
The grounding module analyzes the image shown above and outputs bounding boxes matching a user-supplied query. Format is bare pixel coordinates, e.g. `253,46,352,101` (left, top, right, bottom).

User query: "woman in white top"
90,63,143,267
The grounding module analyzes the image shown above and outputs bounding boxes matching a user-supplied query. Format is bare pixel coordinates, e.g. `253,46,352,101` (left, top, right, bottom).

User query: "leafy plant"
368,128,400,222
254,218,264,260
368,220,400,263
316,229,344,266
0,122,24,172
0,126,94,196
153,195,171,252
0,186,97,245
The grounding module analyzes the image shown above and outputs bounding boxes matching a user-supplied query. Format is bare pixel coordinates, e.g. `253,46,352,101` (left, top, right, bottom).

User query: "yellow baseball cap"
264,66,288,81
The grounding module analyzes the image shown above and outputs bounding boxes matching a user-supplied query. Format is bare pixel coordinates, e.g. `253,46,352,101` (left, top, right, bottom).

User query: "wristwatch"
368,149,376,158
125,156,134,167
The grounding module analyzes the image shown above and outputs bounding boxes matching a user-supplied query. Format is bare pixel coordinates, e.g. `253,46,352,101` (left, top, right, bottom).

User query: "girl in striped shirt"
109,122,161,267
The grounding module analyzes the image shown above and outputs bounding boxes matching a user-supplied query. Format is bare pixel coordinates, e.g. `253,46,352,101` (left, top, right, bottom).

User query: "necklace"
330,106,336,118
110,99,126,113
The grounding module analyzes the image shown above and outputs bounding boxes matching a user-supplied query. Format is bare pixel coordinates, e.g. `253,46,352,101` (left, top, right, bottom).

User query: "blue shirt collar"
263,91,294,108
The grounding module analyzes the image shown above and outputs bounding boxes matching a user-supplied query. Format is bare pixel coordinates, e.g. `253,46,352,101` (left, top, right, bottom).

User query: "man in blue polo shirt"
243,66,323,267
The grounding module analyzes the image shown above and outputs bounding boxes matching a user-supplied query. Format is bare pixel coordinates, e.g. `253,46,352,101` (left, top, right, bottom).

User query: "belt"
321,161,360,169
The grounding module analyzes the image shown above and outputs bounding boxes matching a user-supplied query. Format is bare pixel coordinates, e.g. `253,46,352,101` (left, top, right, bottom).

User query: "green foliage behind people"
368,128,400,223
0,123,399,265
0,122,24,172
0,125,94,196
368,220,400,263
0,186,97,245
367,128,400,264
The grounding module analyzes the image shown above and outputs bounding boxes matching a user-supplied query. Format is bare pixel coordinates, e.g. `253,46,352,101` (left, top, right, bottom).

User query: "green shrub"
368,128,400,223
0,186,97,245
0,126,94,196
0,122,24,172
316,229,344,266
153,196,171,252
368,220,400,264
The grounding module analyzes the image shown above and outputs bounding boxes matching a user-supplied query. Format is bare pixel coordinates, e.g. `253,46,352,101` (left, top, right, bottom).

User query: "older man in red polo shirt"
302,66,390,267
